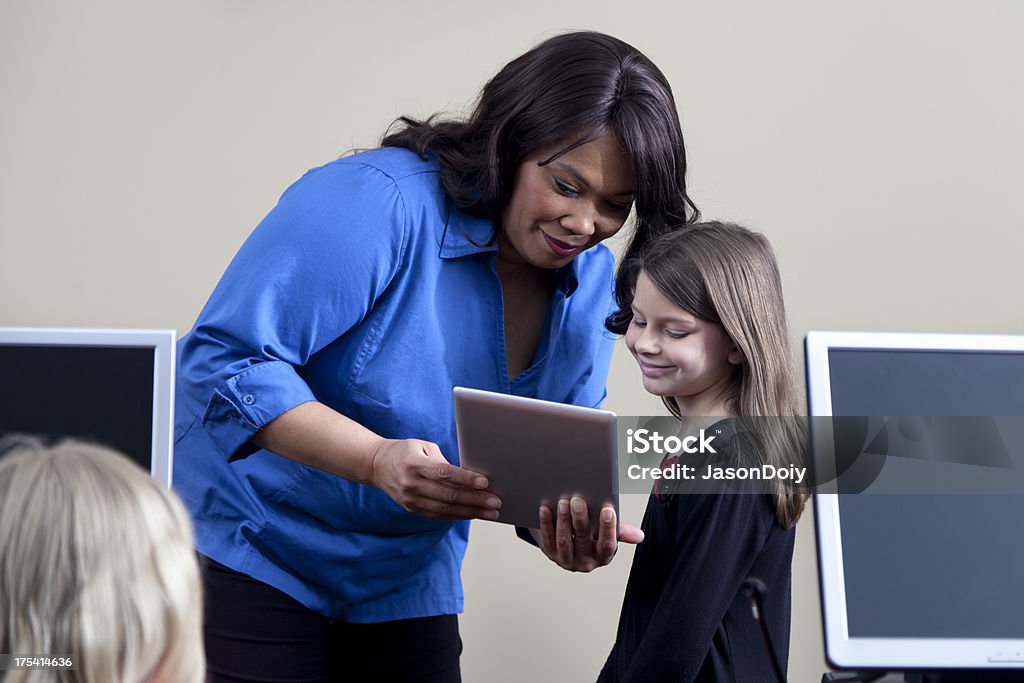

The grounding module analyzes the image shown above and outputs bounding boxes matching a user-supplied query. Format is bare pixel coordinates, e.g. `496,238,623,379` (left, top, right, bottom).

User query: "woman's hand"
536,497,644,572
370,438,502,520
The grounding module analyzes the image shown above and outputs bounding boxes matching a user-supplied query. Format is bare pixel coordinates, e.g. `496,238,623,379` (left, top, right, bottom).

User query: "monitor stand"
824,672,1024,682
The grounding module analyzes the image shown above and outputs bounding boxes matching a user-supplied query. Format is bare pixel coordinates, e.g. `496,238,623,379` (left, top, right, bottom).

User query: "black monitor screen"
0,345,155,471
828,348,1024,639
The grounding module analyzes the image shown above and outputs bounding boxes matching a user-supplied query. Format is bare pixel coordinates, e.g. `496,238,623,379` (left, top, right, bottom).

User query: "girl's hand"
369,438,502,520
537,497,644,572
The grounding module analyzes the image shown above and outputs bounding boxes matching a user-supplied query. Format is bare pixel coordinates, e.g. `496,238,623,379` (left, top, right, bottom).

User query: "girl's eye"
666,331,689,340
554,179,579,197
607,200,632,213
632,318,647,328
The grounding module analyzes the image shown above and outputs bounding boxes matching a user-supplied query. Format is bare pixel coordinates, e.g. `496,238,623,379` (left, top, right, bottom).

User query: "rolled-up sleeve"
178,161,408,459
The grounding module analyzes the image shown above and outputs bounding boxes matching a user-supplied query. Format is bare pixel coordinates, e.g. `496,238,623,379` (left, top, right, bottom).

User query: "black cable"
742,577,789,683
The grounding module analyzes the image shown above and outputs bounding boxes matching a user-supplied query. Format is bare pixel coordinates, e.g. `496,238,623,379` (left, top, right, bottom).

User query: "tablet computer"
453,386,618,534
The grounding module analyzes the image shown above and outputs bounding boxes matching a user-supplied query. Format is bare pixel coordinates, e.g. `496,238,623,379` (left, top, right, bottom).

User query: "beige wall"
3,1,1023,681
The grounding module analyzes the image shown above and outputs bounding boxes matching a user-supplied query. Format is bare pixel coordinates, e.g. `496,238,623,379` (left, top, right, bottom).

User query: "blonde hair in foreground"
630,221,808,528
0,440,204,683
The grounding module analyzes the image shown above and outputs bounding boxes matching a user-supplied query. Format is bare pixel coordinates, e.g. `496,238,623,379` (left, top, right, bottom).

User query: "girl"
599,221,807,681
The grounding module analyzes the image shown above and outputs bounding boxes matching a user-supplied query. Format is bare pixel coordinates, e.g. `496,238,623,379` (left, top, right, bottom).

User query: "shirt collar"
557,260,581,296
437,205,498,259
437,204,582,297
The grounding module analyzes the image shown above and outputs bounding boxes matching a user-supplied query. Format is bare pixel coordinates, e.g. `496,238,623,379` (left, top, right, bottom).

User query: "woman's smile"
540,231,584,258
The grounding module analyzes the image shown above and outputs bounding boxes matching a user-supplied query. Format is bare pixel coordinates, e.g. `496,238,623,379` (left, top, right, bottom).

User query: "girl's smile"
636,359,677,377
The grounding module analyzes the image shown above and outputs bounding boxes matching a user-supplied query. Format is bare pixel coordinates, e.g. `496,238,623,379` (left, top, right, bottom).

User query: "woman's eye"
554,179,579,197
607,201,632,213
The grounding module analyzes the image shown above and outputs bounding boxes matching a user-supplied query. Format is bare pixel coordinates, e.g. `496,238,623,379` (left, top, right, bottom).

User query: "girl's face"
625,272,744,415
498,132,634,269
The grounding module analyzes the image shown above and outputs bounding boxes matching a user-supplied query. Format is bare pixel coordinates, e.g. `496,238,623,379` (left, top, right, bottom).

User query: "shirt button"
242,394,255,405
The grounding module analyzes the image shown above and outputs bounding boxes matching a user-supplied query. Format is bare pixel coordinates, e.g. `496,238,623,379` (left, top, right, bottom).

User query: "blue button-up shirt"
173,147,616,622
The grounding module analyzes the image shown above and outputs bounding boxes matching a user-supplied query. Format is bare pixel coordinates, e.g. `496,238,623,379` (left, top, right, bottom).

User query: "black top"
598,423,796,682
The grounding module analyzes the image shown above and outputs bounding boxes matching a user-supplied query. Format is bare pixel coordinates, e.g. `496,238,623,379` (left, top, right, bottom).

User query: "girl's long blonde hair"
616,221,807,528
0,439,204,683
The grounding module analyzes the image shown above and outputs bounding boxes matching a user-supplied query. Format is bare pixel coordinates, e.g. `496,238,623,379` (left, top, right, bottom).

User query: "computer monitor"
806,330,1024,671
0,328,175,486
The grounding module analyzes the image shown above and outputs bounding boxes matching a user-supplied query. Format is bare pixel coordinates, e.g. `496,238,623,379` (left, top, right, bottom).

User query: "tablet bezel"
453,386,618,535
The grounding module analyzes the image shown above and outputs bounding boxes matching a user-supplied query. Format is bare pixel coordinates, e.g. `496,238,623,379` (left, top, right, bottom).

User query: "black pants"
201,556,462,683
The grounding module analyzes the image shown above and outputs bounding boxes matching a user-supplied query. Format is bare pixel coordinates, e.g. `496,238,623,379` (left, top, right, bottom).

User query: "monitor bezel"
0,327,175,487
806,330,1024,670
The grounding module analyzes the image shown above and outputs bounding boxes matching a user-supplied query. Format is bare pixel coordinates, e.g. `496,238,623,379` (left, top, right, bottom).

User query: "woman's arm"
179,159,501,521
253,401,501,520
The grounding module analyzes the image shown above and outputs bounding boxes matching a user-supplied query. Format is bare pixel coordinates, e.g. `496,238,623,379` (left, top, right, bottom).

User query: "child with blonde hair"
599,221,807,681
0,439,204,683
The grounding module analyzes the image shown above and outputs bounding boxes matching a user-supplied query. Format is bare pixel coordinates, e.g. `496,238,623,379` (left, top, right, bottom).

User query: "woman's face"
499,132,634,269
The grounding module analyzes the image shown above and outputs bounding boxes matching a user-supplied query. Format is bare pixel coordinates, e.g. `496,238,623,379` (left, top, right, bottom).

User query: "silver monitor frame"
0,327,176,487
806,330,1024,670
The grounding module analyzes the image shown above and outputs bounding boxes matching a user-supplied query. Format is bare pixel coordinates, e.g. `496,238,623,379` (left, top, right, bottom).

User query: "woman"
174,30,698,681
